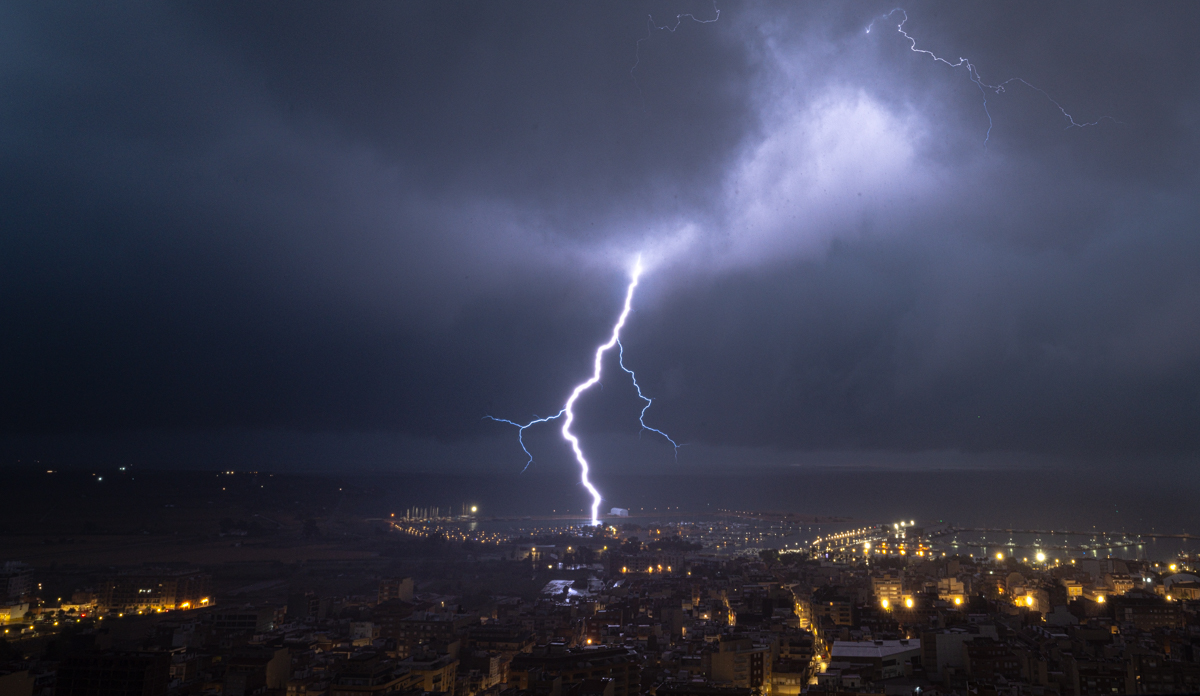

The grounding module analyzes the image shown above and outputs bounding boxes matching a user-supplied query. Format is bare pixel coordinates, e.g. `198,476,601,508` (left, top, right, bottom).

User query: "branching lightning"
484,411,565,475
868,8,1117,144
632,2,720,90
618,340,680,459
486,257,678,526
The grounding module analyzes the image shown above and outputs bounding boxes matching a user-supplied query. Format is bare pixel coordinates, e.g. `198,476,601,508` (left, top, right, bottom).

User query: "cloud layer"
2,2,1199,473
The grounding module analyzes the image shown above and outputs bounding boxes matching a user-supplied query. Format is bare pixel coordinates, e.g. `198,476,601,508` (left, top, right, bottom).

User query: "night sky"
3,2,1199,477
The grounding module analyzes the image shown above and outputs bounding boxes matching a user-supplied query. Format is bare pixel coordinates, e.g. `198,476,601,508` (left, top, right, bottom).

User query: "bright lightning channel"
868,8,1116,145
486,257,677,526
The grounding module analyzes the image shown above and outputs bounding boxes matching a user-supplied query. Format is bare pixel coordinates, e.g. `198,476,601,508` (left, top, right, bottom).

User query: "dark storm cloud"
2,2,1199,471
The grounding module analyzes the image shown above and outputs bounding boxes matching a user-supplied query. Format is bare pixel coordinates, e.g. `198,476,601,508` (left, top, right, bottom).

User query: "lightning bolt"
868,8,1117,145
486,257,678,526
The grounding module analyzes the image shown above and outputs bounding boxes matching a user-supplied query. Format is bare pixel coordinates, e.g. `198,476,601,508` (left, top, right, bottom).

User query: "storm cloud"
2,2,1199,474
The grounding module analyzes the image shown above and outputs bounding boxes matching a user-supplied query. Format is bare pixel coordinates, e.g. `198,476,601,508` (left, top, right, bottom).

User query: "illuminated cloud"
722,88,930,266
1,2,1198,473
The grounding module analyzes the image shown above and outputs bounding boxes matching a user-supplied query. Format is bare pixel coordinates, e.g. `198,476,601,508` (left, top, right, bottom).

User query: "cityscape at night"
3,3,1200,696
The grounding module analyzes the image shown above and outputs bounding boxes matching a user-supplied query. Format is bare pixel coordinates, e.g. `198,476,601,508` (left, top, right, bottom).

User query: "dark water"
360,467,1198,534
5,467,1190,545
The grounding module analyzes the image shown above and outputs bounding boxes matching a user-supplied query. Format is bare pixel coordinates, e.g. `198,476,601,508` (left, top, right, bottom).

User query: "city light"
14,475,1188,681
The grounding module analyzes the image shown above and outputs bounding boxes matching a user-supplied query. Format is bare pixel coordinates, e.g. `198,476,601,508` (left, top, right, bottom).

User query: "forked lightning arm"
618,339,680,459
486,257,677,526
869,8,1116,144
484,410,565,474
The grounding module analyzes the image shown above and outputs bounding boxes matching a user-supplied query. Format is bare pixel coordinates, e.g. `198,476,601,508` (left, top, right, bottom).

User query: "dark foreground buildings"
2,523,1199,696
